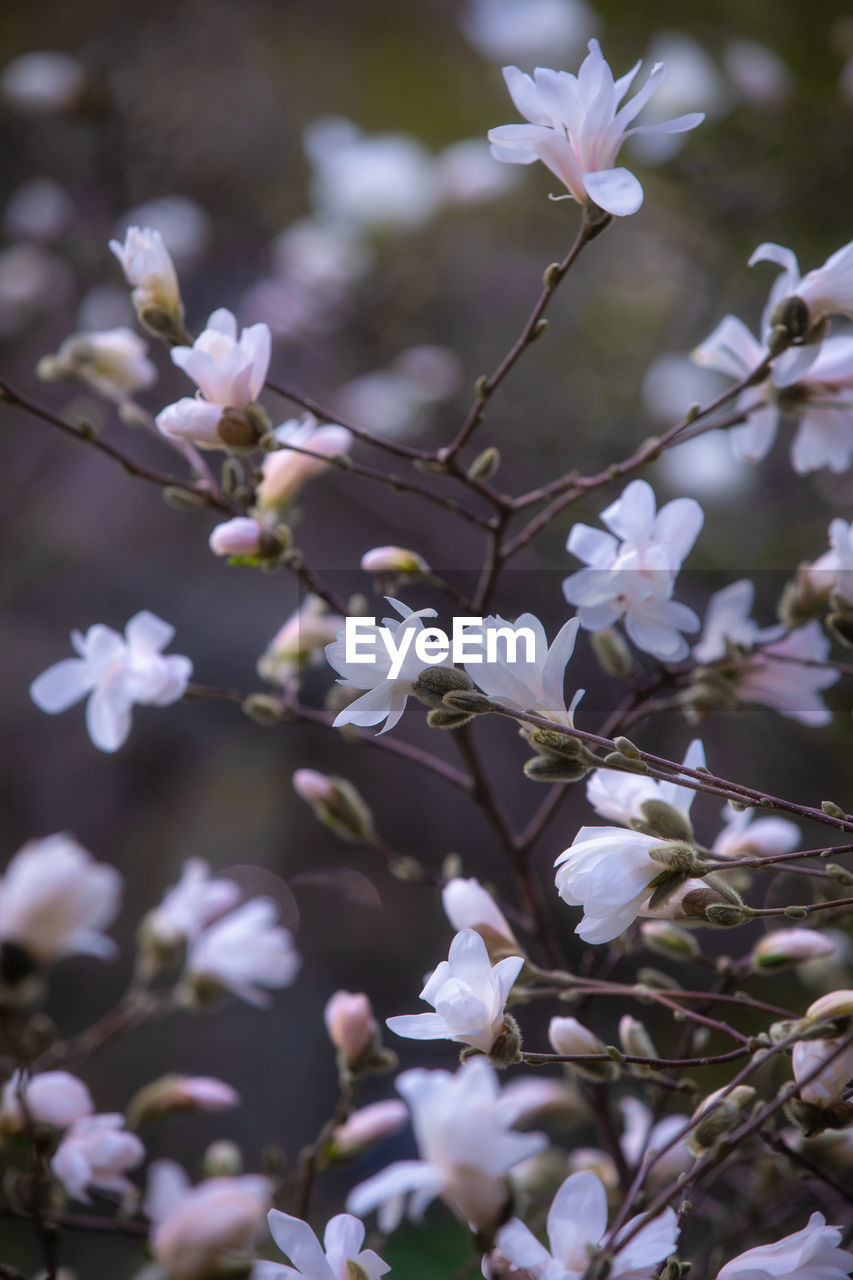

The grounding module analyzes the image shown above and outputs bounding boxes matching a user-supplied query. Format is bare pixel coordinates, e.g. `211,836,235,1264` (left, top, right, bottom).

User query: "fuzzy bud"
442,690,495,715
647,842,705,874
590,628,633,679
523,754,591,784
412,666,475,707
488,1013,523,1068
639,801,694,843
687,1086,755,1155
619,1015,657,1061
292,770,375,844
127,1075,239,1128
426,707,475,729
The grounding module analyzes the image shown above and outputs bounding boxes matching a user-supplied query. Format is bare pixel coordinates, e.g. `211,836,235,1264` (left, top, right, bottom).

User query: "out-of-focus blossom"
461,0,597,64
792,1037,853,1109
127,1075,239,1126
442,878,517,950
347,1058,547,1232
325,599,453,735
116,196,212,264
109,226,182,326
0,243,74,337
304,118,439,231
711,804,799,860
586,737,704,829
361,546,429,576
488,40,704,217
4,177,77,242
1,51,86,114
31,611,192,752
38,327,157,402
258,595,345,688
208,516,268,559
255,1211,390,1280
716,1212,853,1280
76,283,135,332
272,218,373,293
629,33,729,165
324,990,378,1063
723,39,792,107
331,1101,409,1159
145,1158,271,1280
335,346,462,439
732,622,839,727
52,1114,144,1204
292,770,375,845
619,1097,692,1186
808,518,853,605
386,929,523,1054
144,859,241,956
555,827,681,943
157,308,270,449
693,580,785,664
752,929,837,971
255,415,351,512
0,834,121,965
435,138,520,206
499,1077,579,1126
465,614,582,725
0,1070,93,1134
186,898,300,1007
496,1170,679,1279
563,480,703,661
752,240,853,362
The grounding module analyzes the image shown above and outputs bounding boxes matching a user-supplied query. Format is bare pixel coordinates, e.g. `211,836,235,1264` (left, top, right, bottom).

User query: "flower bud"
639,920,700,959
324,991,378,1064
751,929,837,971
548,1016,616,1081
523,755,592,783
467,446,501,480
209,517,278,560
638,800,694,843
412,666,474,707
619,1015,657,1061
687,1086,755,1155
328,1100,408,1160
803,989,853,1025
203,1140,244,1178
292,770,375,845
426,707,475,729
360,546,429,576
127,1075,239,1128
590,628,633,680
647,842,705,875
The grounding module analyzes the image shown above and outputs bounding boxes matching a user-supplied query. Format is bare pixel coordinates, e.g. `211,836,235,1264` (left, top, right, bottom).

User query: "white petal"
30,659,93,713
583,167,644,216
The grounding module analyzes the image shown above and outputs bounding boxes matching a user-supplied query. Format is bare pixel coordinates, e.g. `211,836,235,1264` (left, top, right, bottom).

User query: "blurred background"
2,0,853,1273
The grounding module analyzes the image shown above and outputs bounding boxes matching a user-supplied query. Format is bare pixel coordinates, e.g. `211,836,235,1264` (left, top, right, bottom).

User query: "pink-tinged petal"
240,323,272,399
346,1160,441,1220
613,60,665,128
85,686,133,753
386,1013,449,1040
252,1264,294,1279
267,1211,333,1279
30,659,94,713
548,1171,608,1261
501,66,554,126
323,1213,366,1267
144,1159,192,1224
613,1206,679,1273
488,126,546,165
496,1218,553,1271
583,167,643,216
627,111,705,136
205,307,238,338
124,611,175,652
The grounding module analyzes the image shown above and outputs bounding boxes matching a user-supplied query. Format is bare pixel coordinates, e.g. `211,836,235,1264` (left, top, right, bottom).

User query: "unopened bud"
825,863,853,887
524,754,590,783
549,1016,616,1080
639,801,694,843
619,1015,657,1061
821,800,847,819
639,921,700,959
329,1100,408,1160
590,628,633,679
602,752,650,774
705,903,747,927
687,1086,754,1155
613,736,641,759
647,842,704,874
163,485,209,511
209,517,282,561
467,446,500,480
442,690,494,715
293,770,375,844
127,1075,239,1128
803,989,853,1024
203,1139,243,1178
426,707,474,729
752,929,837,971
489,1013,523,1068
411,666,474,707
242,693,284,725
769,294,810,341
360,545,429,576
138,303,186,343
527,729,585,760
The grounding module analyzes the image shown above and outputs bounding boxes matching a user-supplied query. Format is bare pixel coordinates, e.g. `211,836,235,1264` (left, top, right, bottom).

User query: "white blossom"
186,898,300,1007
30,611,192,752
1,51,86,114
716,1212,853,1280
0,1070,93,1133
808,518,853,605
711,804,800,860
586,738,705,828
52,1113,144,1203
386,928,523,1054
156,308,271,449
554,826,673,944
109,226,182,319
40,326,157,402
0,834,121,965
145,858,241,953
145,1158,271,1280
325,599,453,735
465,614,582,725
693,580,785,664
487,40,704,217
442,878,517,950
792,1037,853,1109
752,239,853,358
563,479,703,661
347,1058,546,1232
258,595,345,688
254,1211,390,1280
460,0,597,65
496,1169,679,1279
733,622,839,727
619,1097,692,1187
435,138,520,206
255,415,352,512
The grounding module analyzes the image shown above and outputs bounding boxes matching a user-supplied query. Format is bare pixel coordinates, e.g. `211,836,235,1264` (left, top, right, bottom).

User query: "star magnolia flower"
52,1113,144,1204
716,1212,853,1280
692,318,853,474
257,595,346,688
186,898,301,1007
808,518,853,605
733,622,839,727
555,826,675,944
487,40,704,217
693,580,785,664
109,225,182,319
145,858,241,954
30,611,192,752
792,1037,853,1108
386,928,524,1054
156,308,271,449
41,326,158,402
618,1097,692,1187
464,614,583,725
496,1170,680,1279
0,833,121,965
145,1158,271,1280
441,877,518,951
0,1070,93,1133
325,599,453,735
254,415,352,512
586,738,705,829
346,1058,547,1232
461,0,597,66
563,480,703,661
254,1211,390,1280
751,238,853,377
711,804,799,860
